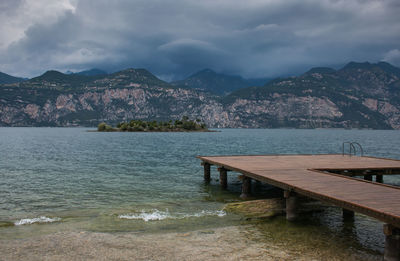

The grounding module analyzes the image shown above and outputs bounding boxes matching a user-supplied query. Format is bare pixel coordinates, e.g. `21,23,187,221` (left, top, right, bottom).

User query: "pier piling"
284,190,298,221
240,176,252,199
384,224,400,261
343,209,355,220
202,162,211,183
364,174,373,181
218,167,228,189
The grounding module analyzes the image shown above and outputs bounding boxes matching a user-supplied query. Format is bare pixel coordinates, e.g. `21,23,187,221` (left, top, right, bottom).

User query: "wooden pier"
198,154,400,261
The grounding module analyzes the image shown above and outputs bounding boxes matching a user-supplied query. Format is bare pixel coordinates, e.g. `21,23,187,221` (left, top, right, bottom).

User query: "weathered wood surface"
198,154,400,227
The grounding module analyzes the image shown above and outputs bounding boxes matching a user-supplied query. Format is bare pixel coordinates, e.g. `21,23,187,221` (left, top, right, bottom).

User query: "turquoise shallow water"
0,128,400,256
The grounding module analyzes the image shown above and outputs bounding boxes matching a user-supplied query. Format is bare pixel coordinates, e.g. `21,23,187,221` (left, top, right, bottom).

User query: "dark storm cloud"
0,0,399,79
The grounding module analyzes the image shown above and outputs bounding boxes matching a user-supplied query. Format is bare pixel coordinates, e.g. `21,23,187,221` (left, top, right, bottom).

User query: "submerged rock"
224,197,326,219
224,199,285,219
0,221,14,227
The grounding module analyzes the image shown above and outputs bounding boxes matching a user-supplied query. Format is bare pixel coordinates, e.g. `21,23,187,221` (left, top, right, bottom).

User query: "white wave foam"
118,209,226,222
119,209,171,222
185,210,226,218
14,216,61,226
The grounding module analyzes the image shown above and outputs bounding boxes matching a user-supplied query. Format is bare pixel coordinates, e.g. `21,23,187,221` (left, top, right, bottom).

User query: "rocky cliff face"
1,62,400,129
0,83,217,127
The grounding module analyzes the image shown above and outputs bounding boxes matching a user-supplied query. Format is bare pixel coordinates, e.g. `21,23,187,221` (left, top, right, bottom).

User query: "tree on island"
97,117,208,132
97,122,114,132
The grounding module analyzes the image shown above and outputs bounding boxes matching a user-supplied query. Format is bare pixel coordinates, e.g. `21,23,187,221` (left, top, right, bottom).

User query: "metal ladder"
342,142,364,156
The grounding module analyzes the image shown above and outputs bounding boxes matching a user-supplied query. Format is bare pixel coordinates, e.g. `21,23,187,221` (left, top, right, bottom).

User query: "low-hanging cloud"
0,0,399,79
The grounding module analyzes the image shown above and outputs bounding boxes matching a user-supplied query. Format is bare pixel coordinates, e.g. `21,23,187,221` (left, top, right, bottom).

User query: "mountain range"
1,61,400,129
0,72,27,84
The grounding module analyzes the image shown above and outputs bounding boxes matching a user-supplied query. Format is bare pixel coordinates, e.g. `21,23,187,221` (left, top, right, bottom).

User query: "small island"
97,116,210,132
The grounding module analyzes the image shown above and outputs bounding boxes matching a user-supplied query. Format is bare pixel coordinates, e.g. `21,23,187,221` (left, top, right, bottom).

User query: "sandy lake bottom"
0,223,382,261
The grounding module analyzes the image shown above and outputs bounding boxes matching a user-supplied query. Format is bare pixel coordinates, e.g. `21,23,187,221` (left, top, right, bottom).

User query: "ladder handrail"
351,142,364,156
342,142,363,156
342,142,356,156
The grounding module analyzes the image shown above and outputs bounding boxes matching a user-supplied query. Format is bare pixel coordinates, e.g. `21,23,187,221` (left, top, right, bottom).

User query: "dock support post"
384,224,400,261
342,209,354,220
202,162,211,183
376,174,383,183
240,176,252,199
364,174,373,181
284,190,298,221
218,167,227,189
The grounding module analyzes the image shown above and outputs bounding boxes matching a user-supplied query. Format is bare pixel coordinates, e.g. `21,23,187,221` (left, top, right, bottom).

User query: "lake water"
1,128,400,258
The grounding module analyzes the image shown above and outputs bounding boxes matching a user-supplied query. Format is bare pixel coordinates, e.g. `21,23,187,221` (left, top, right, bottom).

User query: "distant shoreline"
89,129,217,133
0,126,395,130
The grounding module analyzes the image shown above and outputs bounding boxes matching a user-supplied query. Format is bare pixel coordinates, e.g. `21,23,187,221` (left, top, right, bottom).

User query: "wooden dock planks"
198,154,400,227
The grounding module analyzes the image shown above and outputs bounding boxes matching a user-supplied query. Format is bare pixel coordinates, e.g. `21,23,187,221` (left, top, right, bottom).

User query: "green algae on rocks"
224,199,285,219
0,221,14,227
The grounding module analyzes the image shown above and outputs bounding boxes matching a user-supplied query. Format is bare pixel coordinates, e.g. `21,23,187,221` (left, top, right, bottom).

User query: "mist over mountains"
69,69,108,77
171,69,272,95
0,67,271,94
1,61,400,129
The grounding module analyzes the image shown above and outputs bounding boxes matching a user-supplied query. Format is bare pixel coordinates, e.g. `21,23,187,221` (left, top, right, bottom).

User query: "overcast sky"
0,0,399,80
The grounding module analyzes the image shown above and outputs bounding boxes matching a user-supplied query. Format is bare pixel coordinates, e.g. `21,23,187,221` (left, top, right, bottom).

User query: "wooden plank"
198,154,400,172
197,154,400,227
